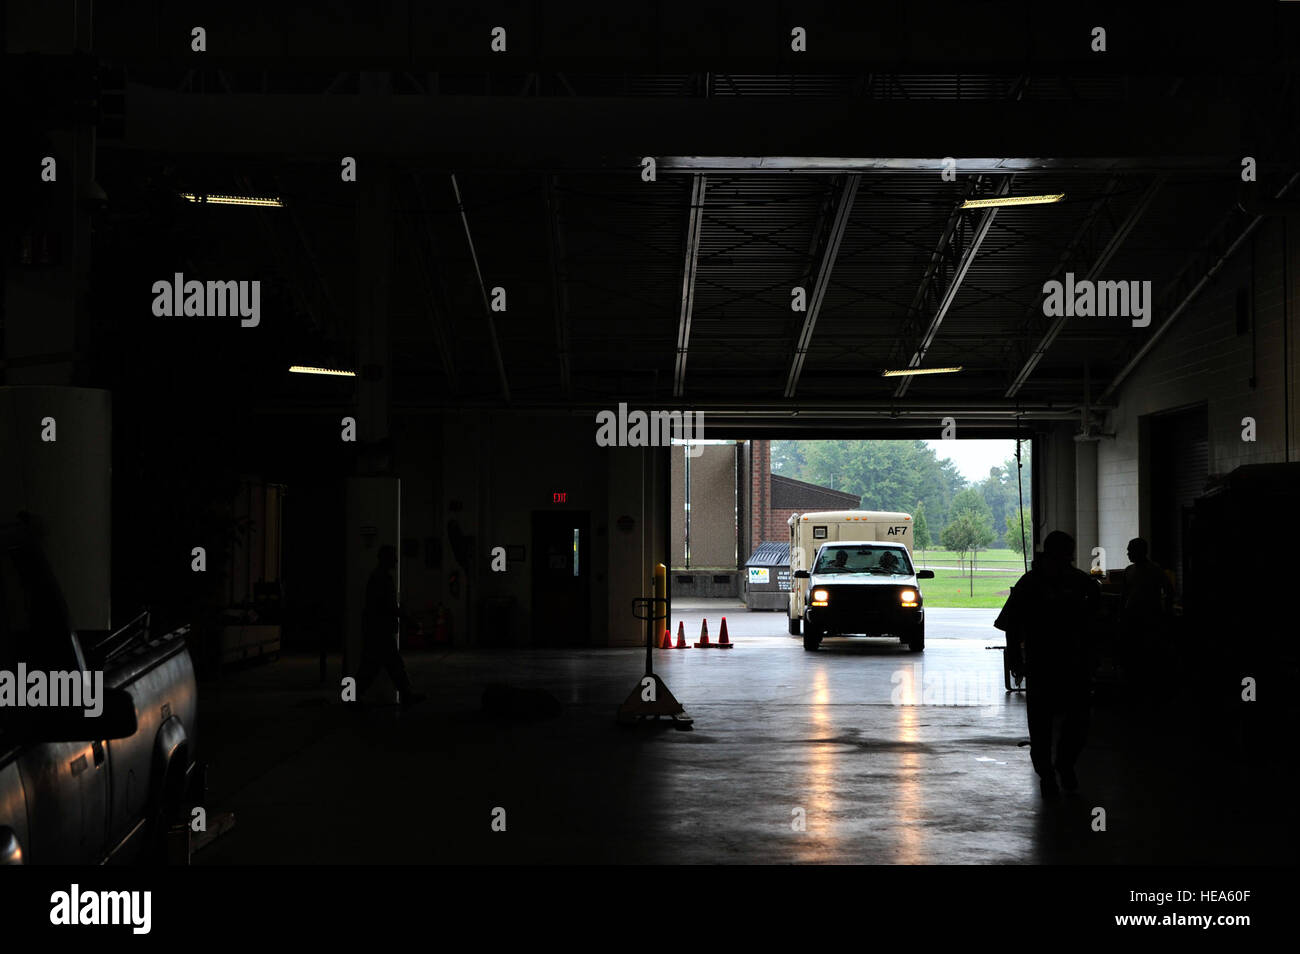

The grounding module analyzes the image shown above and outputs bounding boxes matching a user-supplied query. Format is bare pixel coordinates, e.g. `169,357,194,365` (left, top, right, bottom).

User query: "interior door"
531,511,591,646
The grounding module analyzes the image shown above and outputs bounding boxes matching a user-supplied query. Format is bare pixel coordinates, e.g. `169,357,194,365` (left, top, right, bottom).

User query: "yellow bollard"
654,562,668,638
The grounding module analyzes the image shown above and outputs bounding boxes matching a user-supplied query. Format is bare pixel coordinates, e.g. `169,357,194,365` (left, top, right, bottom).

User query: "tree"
950,487,994,526
966,509,996,575
941,514,978,574
795,439,964,530
1006,506,1033,555
942,511,995,595
941,510,995,574
913,500,931,554
770,440,805,476
975,450,1032,547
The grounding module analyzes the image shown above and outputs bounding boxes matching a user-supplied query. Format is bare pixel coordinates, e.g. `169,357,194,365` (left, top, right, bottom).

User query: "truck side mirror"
793,570,810,579
13,687,138,743
916,570,935,579
0,826,23,865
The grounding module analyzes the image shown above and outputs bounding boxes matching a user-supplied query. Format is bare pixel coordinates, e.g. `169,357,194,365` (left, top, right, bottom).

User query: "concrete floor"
194,604,1292,864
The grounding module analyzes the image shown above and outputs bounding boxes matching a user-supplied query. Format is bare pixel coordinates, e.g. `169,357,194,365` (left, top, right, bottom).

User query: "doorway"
531,510,591,645
1148,404,1209,594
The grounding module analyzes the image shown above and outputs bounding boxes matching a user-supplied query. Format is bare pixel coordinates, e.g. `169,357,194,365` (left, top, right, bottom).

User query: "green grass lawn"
918,568,1017,608
915,548,1026,568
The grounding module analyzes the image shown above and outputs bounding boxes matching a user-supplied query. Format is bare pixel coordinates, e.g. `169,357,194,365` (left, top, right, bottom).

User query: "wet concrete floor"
194,608,1291,864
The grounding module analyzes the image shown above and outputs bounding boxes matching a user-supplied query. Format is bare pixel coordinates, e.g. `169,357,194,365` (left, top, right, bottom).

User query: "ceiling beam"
1005,174,1166,397
1099,170,1300,404
784,175,860,398
889,176,985,371
115,87,1243,167
672,174,707,397
450,173,511,404
894,176,1011,397
544,175,573,398
405,172,460,392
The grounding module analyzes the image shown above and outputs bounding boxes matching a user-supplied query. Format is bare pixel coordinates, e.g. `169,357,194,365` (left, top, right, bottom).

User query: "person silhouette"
994,530,1100,798
356,545,425,706
1120,537,1171,679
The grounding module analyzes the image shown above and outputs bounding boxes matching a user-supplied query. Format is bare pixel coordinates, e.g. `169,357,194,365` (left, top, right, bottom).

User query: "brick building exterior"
747,439,858,549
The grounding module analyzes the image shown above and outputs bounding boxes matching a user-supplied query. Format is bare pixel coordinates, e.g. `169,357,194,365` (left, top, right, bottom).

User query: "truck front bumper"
805,605,923,636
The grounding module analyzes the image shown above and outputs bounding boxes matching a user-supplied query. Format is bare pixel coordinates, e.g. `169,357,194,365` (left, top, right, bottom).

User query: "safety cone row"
689,617,736,649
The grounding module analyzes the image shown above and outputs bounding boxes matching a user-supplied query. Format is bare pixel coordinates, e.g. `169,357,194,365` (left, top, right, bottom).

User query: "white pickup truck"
787,511,932,652
0,520,201,864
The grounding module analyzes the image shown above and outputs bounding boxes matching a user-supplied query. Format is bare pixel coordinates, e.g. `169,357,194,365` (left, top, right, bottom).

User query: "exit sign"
552,492,567,504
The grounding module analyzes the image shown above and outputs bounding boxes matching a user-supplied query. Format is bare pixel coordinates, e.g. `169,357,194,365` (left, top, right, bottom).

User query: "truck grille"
824,586,901,613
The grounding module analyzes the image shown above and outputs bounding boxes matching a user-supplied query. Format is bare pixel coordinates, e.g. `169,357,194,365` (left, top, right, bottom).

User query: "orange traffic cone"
717,616,733,648
694,619,712,648
659,628,673,649
674,621,690,649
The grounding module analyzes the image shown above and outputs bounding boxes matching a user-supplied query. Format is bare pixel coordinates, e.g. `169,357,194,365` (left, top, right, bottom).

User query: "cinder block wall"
1098,215,1299,573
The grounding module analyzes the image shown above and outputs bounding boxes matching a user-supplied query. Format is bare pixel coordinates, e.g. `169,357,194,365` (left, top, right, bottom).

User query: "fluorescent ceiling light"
289,365,356,377
181,192,284,208
880,366,963,377
960,193,1064,209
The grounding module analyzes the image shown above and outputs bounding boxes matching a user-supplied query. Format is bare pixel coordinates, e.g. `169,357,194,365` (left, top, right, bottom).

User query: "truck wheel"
789,617,801,636
803,632,822,651
906,624,925,652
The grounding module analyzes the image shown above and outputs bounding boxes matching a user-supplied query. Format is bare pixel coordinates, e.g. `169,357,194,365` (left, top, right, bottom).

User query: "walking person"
356,545,425,707
995,530,1101,798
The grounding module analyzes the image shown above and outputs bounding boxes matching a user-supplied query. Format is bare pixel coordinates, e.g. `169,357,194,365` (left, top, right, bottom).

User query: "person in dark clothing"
1119,537,1171,678
356,545,424,706
995,530,1100,798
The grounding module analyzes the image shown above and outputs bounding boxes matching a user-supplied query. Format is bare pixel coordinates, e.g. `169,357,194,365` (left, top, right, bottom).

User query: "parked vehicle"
0,521,200,864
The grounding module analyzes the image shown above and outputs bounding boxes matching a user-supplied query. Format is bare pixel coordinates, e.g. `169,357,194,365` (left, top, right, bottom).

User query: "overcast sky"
925,439,1025,484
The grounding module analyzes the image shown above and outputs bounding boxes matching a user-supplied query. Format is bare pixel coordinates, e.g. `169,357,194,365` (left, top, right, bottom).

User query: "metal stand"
617,597,693,728
987,644,1026,692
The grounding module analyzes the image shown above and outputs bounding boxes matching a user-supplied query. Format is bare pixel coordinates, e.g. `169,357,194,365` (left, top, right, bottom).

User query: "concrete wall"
388,411,661,647
1097,215,1300,578
1036,423,1076,559
670,445,687,568
688,445,737,568
0,386,112,631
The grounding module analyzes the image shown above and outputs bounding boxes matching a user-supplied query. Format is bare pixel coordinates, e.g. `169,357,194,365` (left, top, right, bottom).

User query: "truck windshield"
814,546,912,575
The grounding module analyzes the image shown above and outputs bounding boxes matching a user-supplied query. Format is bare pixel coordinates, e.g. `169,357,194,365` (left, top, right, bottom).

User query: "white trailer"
787,510,914,633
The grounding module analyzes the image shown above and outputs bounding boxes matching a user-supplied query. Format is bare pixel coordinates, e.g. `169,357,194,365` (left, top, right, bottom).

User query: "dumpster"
743,541,791,611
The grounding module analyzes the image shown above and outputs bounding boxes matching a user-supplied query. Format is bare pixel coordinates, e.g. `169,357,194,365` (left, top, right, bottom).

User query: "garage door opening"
670,437,1033,614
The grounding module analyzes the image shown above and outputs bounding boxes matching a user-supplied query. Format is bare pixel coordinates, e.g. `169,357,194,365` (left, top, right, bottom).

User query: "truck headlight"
900,589,918,607
811,588,829,606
